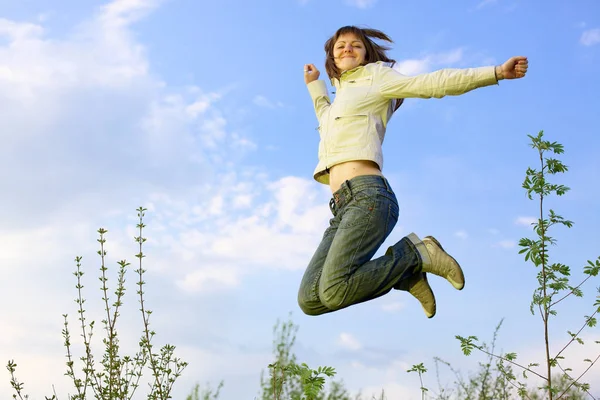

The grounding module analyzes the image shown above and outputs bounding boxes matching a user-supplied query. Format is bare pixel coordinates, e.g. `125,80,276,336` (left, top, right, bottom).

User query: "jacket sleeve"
378,65,498,99
306,80,331,121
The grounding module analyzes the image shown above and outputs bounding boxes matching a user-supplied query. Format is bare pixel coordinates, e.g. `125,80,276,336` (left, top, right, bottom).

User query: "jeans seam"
385,203,394,234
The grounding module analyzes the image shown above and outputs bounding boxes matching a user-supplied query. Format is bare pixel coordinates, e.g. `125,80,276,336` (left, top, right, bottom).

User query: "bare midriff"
328,160,383,193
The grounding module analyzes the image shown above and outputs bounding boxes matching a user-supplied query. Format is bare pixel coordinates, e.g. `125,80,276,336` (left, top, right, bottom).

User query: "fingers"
515,57,528,68
509,56,528,78
303,64,320,84
515,57,528,77
304,63,319,74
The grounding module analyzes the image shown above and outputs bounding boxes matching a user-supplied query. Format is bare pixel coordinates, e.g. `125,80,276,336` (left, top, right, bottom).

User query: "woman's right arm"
304,64,330,121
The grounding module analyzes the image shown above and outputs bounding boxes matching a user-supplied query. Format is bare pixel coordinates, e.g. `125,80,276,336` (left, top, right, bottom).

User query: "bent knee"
297,292,322,316
319,287,346,312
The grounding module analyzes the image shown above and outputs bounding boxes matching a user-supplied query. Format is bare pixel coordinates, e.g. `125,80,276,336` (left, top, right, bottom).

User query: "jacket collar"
331,65,364,88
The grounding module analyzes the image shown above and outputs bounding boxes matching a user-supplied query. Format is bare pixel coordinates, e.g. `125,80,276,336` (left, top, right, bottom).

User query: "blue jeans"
297,175,430,315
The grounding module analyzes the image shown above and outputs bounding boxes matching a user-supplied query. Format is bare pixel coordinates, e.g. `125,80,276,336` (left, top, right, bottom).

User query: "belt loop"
345,179,352,197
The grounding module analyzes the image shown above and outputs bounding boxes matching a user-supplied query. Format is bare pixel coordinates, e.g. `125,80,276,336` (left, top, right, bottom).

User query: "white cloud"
381,301,405,313
494,240,516,249
580,28,600,46
0,18,44,41
476,0,498,9
233,194,253,209
359,382,415,399
208,195,224,215
98,0,162,28
177,267,241,292
185,92,222,118
253,95,284,109
394,48,464,75
338,333,363,350
231,131,258,150
432,48,464,64
515,216,538,227
394,59,431,75
345,0,378,8
0,1,157,100
126,173,331,293
268,176,330,233
36,13,51,23
0,1,186,230
455,230,468,239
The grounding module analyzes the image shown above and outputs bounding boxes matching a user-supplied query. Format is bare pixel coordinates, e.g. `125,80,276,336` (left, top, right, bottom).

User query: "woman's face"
333,32,366,72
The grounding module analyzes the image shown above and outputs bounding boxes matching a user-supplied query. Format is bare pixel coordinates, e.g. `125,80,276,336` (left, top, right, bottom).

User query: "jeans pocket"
338,190,375,229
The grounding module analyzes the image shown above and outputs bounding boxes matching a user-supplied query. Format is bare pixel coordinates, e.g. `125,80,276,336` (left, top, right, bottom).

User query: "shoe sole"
424,236,465,291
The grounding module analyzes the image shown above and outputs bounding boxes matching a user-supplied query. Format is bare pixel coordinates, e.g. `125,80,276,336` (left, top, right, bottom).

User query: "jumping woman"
297,26,528,318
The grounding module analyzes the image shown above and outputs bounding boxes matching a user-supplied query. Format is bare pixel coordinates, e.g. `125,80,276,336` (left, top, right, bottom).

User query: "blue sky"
1,0,599,398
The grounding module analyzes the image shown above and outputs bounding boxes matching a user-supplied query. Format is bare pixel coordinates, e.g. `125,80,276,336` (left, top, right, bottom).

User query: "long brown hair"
324,26,403,110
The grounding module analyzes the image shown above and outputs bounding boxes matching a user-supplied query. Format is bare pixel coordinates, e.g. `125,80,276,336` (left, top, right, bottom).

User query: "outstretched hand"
497,56,528,80
304,64,320,84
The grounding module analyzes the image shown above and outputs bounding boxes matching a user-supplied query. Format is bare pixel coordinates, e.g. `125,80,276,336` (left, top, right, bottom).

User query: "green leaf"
583,259,600,276
455,335,478,356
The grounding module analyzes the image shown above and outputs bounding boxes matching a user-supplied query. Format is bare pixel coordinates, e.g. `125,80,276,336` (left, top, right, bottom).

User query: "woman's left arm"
379,56,528,99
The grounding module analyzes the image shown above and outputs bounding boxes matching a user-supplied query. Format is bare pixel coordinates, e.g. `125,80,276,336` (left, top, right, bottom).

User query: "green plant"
258,315,367,400
268,362,336,400
456,131,600,399
404,319,591,399
436,321,520,400
407,363,428,400
185,381,224,400
6,207,187,400
407,321,519,400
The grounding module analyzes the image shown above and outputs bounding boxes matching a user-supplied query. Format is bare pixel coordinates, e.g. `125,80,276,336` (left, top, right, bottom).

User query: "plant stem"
539,149,553,399
74,256,98,397
99,229,117,396
136,208,164,399
418,370,425,400
62,315,82,398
